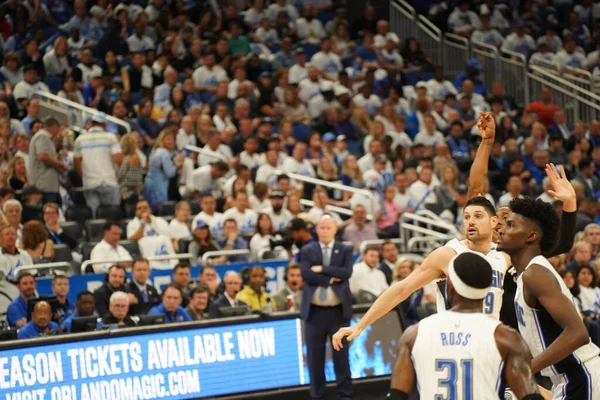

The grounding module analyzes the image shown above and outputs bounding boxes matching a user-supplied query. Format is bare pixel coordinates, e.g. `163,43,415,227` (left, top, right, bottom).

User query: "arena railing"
470,39,500,92
406,235,450,253
443,33,471,78
79,253,193,274
499,49,530,107
185,144,229,161
14,262,74,277
201,249,251,265
34,90,132,133
390,0,417,49
359,238,405,255
299,198,360,218
416,14,443,62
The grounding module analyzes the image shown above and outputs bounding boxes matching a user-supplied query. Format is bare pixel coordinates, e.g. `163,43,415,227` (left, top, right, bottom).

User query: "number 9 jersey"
437,239,508,320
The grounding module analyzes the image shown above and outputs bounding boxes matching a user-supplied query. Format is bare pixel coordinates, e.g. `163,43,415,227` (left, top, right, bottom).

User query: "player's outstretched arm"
495,324,541,399
544,163,577,257
388,324,418,397
331,246,455,351
467,112,496,199
524,265,591,374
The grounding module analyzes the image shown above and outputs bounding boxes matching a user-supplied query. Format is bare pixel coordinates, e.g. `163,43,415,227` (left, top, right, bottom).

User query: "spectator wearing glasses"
148,284,192,323
43,203,77,250
101,291,136,327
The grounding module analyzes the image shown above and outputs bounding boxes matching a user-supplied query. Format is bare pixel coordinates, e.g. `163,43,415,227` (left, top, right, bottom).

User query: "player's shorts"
549,356,600,400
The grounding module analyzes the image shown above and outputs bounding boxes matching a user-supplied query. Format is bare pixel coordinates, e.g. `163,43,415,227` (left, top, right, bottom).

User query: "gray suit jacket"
272,287,302,312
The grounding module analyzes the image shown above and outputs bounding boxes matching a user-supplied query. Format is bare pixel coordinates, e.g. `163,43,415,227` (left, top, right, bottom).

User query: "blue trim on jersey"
495,361,504,392
573,353,592,400
562,373,568,400
532,310,559,376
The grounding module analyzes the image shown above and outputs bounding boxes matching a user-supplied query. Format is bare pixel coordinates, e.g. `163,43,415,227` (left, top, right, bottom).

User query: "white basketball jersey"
438,239,508,319
412,311,505,399
515,255,600,380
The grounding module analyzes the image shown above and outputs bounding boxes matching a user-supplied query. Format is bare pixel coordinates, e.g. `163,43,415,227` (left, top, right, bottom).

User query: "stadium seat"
124,203,136,219
119,240,140,257
53,244,73,262
59,221,82,244
85,219,108,242
120,219,131,239
43,76,64,93
96,205,123,221
189,201,201,215
178,237,192,254
65,205,93,226
156,201,177,217
82,242,98,262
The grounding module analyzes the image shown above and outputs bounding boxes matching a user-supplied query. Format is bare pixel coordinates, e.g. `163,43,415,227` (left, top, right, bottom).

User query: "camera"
269,237,294,251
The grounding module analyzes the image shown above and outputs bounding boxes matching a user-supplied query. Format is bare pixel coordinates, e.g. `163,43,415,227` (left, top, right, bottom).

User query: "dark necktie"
141,288,149,302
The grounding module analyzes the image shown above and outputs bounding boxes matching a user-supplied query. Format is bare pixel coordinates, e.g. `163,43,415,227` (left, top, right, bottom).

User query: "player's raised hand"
545,163,575,202
477,111,496,140
332,325,363,351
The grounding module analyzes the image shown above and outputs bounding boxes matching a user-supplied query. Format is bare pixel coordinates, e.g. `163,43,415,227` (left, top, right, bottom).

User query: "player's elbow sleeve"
523,395,544,400
387,389,409,400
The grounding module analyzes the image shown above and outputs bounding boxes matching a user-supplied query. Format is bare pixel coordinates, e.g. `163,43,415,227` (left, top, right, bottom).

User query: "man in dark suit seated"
101,291,136,327
125,258,161,315
271,263,303,311
93,264,128,318
209,271,249,318
299,214,353,400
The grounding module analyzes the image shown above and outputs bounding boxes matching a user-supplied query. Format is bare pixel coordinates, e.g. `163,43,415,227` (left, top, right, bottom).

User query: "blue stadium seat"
44,76,64,93
292,123,311,142
300,43,319,59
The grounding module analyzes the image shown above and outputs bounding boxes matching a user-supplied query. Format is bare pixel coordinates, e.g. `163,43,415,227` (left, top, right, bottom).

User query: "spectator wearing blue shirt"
153,68,178,109
271,37,295,70
217,219,250,262
148,284,192,324
453,59,487,96
17,301,59,339
52,274,74,324
7,272,37,328
43,0,73,25
61,290,104,333
60,0,104,45
446,121,470,162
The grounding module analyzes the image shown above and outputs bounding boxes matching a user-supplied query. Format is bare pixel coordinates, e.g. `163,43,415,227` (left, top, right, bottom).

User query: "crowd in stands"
0,0,597,340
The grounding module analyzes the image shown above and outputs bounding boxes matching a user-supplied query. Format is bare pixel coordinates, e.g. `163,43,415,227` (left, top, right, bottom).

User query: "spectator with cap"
7,272,36,328
268,189,293,233
0,225,33,281
125,258,160,316
12,65,50,111
17,301,59,339
185,285,211,320
73,112,123,217
90,222,133,273
289,48,309,85
188,219,224,265
29,117,67,205
101,291,136,327
61,290,104,333
148,284,192,323
453,59,486,96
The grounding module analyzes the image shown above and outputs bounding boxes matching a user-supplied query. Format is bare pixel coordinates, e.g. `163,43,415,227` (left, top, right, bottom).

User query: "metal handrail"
528,72,600,111
444,33,469,48
500,49,527,65
417,15,442,38
80,254,193,273
530,65,600,104
15,262,72,276
359,238,404,255
400,223,455,240
407,236,448,252
35,91,131,132
414,209,446,221
400,212,458,233
274,170,373,198
470,39,499,56
201,250,250,265
392,0,415,18
299,199,354,217
185,145,228,161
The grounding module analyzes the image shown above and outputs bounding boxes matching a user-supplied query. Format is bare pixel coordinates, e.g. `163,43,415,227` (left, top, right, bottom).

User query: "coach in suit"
208,271,249,318
125,259,161,315
299,215,353,400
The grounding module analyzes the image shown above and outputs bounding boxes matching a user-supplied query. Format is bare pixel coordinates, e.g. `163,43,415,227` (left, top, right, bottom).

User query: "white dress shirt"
349,261,389,296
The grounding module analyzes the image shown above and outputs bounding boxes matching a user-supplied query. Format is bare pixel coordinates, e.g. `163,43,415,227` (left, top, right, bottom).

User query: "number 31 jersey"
437,239,508,319
412,311,505,400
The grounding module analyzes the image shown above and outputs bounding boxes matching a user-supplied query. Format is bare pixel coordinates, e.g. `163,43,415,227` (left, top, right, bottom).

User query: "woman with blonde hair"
350,107,373,137
117,133,145,208
8,156,28,191
339,155,363,188
142,130,185,210
531,121,548,150
43,36,70,76
363,120,387,154
22,220,54,262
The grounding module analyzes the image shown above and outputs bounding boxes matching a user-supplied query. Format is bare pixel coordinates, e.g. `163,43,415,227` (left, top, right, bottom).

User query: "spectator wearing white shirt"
295,5,325,44
310,38,343,80
239,136,262,170
349,247,389,297
267,0,299,22
282,142,317,189
249,182,271,213
378,39,404,73
501,22,536,58
127,200,170,241
555,37,589,70
192,53,228,95
498,176,525,207
244,0,267,30
408,167,438,210
197,130,232,167
175,116,196,150
73,113,123,218
267,190,293,232
223,191,258,236
254,18,280,48
289,49,309,85
228,67,258,101
256,150,280,188
352,84,382,116
190,161,229,198
537,27,563,54
308,82,340,120
212,103,237,133
414,114,445,147
72,50,103,89
447,1,481,36
249,213,286,261
529,42,559,69
192,194,225,239
358,139,386,173
298,66,322,103
169,201,192,248
90,222,133,273
0,225,33,280
12,66,50,111
127,21,155,52
457,79,489,112
393,172,413,213
470,14,504,48
374,20,400,48
308,187,342,225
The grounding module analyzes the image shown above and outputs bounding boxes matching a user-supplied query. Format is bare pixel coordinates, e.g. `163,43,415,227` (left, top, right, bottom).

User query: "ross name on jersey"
440,332,472,347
